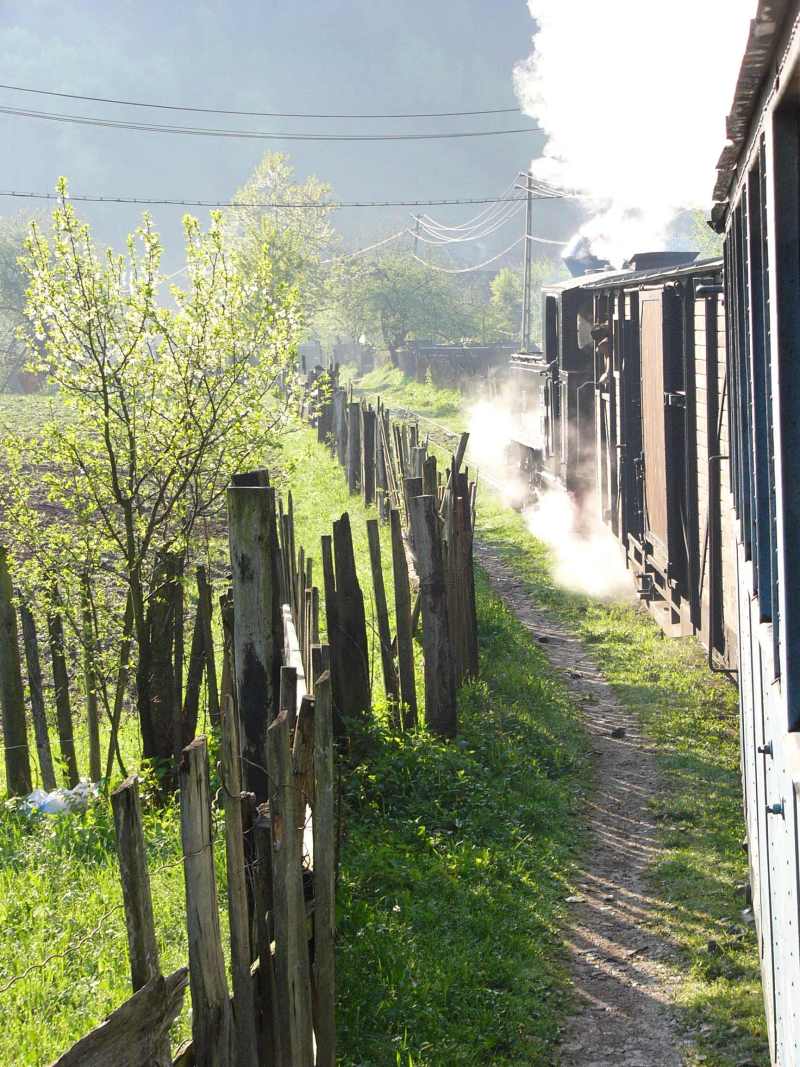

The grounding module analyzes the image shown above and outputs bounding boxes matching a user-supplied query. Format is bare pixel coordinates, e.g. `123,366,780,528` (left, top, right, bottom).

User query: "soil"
475,542,691,1067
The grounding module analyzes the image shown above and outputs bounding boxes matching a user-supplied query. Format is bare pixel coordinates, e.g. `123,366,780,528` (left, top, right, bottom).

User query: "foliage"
0,212,39,390
488,266,523,339
228,151,336,320
323,253,478,362
0,179,301,766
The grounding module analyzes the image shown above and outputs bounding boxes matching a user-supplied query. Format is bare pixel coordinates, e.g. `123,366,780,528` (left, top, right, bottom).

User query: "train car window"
545,296,558,362
771,101,800,720
758,140,781,671
746,158,772,616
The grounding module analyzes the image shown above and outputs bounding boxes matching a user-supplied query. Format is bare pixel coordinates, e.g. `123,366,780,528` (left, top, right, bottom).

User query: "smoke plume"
467,397,634,601
514,0,756,264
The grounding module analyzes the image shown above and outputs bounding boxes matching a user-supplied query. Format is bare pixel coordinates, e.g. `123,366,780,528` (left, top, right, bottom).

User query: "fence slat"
267,711,315,1066
390,509,417,729
227,485,280,803
220,697,259,1067
19,600,56,791
49,969,188,1067
347,401,361,494
0,546,31,796
409,495,457,737
179,737,234,1067
111,774,170,1067
197,565,220,727
312,659,336,1067
366,519,399,710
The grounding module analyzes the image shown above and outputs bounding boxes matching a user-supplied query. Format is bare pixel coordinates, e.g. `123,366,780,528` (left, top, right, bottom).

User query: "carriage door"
639,287,687,588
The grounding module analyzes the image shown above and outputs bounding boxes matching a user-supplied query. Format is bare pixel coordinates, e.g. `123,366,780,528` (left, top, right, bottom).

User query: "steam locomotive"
506,3,800,1060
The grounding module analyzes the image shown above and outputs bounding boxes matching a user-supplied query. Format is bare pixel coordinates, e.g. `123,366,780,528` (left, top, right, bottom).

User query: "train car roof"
542,256,723,297
712,0,799,225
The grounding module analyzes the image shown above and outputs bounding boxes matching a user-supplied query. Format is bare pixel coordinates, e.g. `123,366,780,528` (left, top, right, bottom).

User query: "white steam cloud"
467,398,634,601
514,0,756,264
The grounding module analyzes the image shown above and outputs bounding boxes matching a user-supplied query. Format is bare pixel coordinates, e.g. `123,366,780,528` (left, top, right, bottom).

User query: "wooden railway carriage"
712,2,800,1061
510,258,738,667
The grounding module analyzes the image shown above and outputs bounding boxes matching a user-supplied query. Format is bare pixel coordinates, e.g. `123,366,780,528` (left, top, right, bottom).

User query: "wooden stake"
220,697,259,1067
179,737,234,1066
389,509,417,729
312,658,336,1067
409,496,457,737
19,600,56,791
366,519,399,709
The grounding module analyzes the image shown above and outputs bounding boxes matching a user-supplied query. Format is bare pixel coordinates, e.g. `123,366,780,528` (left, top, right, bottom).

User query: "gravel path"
475,542,690,1067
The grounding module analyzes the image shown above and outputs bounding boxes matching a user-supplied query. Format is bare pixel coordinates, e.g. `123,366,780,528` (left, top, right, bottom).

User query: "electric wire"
413,199,524,244
0,82,522,120
0,190,542,210
321,229,408,263
410,235,525,273
0,104,542,141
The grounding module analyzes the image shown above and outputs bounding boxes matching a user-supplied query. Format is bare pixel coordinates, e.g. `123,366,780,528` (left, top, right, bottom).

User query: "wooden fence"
313,378,479,737
47,468,338,1067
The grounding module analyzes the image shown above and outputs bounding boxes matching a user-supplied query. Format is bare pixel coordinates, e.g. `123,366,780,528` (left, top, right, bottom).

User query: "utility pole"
412,214,421,257
519,170,534,353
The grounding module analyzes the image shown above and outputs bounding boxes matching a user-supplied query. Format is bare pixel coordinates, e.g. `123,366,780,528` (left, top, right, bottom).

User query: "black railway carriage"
509,256,738,667
711,1,800,1061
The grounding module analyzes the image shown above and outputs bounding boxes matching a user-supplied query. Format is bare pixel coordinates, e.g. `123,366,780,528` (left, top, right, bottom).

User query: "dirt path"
475,543,690,1067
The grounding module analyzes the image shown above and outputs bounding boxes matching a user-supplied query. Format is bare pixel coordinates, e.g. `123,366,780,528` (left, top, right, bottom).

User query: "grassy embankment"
0,394,587,1065
354,363,769,1067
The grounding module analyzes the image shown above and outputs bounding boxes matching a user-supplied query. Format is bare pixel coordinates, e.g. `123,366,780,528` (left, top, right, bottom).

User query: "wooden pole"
220,696,259,1067
409,495,457,737
366,519,399,709
312,656,336,1067
389,509,417,729
179,737,235,1066
227,485,280,803
19,600,56,791
182,599,205,750
47,589,78,787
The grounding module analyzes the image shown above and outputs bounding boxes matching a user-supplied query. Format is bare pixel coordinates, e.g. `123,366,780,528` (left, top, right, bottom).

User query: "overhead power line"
0,82,521,120
0,191,566,210
413,200,525,245
0,104,542,141
411,235,526,273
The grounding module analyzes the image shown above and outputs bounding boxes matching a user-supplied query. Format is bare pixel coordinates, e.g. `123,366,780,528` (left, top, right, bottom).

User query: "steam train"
507,3,800,1060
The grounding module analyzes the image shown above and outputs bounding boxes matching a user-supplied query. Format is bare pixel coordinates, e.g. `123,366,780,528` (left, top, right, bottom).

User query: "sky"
0,0,576,273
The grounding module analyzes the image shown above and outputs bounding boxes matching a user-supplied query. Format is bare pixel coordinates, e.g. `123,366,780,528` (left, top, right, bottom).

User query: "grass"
0,398,588,1065
354,366,770,1067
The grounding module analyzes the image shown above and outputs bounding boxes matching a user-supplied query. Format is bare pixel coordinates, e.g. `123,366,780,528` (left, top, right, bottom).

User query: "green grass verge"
354,367,769,1067
0,403,586,1065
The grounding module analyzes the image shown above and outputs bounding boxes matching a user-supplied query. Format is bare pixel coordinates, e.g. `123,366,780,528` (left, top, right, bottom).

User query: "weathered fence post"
227,483,280,802
220,697,259,1067
111,777,159,985
312,655,336,1067
331,513,371,728
81,574,102,783
267,711,315,1066
197,565,220,727
409,495,457,737
0,546,31,795
347,401,361,494
333,388,347,467
389,509,417,729
179,737,235,1067
366,519,399,710
19,600,57,791
361,404,376,507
